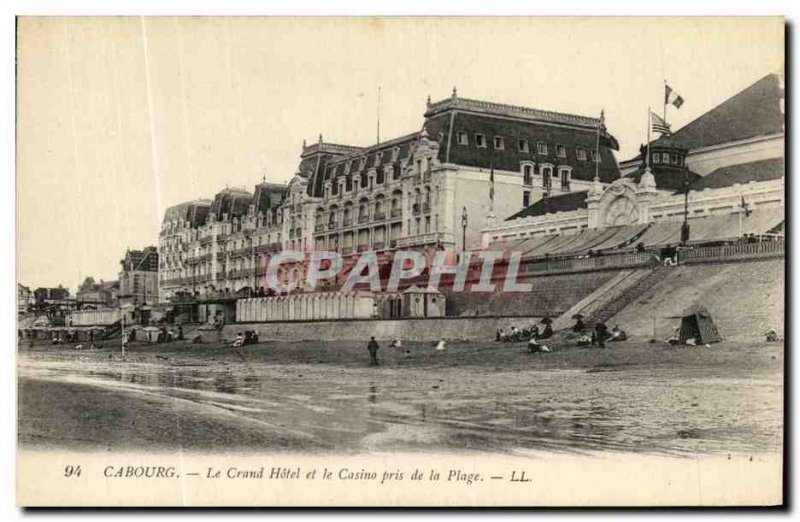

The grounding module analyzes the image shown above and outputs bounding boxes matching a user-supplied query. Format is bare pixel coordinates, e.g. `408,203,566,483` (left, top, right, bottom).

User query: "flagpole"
376,85,381,145
594,112,601,182
663,79,668,123
646,107,651,169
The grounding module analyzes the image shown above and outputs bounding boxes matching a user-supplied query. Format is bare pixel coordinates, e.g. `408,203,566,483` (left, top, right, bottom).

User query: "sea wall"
221,315,540,342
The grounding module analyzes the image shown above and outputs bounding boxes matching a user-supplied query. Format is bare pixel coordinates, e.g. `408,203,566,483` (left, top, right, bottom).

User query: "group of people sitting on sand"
232,330,260,348
572,317,628,348
496,323,553,344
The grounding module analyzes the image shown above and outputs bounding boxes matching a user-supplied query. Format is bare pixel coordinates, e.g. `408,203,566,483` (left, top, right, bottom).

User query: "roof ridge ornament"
452,86,457,99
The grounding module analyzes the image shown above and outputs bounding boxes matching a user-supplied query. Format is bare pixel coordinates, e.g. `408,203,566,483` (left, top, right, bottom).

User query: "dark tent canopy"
671,305,722,344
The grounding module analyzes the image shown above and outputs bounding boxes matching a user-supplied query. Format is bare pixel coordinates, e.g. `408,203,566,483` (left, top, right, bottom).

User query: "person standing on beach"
595,322,608,349
367,336,380,366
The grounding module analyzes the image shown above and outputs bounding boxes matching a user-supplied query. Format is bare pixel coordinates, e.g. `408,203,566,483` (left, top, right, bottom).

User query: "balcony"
315,223,325,232
395,232,446,248
357,244,369,253
372,241,385,250
257,242,282,254
343,217,353,227
390,208,402,218
373,211,386,220
342,246,354,255
358,214,369,224
423,202,431,213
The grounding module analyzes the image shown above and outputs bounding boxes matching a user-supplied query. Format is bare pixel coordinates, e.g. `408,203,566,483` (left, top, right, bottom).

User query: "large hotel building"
158,89,623,302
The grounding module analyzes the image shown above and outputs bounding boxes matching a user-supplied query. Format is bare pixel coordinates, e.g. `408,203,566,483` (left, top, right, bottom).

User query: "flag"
665,84,685,109
650,110,672,135
741,196,752,217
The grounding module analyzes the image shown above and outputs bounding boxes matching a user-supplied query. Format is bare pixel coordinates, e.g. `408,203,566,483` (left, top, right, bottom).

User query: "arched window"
522,163,534,186
540,164,553,191
559,167,572,191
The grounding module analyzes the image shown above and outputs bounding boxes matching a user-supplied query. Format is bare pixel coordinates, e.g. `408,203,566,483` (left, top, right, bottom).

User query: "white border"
3,2,796,520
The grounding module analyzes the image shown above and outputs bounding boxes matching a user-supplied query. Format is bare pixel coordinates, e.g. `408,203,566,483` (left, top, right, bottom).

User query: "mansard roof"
253,181,288,214
425,109,620,183
689,157,784,191
505,191,589,221
301,93,621,197
162,199,212,226
211,187,253,220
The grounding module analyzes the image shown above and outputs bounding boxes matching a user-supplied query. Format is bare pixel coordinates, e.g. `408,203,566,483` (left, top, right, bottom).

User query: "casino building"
158,89,621,302
482,73,785,249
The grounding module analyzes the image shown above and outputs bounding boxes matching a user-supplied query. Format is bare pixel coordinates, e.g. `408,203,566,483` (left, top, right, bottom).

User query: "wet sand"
17,337,783,456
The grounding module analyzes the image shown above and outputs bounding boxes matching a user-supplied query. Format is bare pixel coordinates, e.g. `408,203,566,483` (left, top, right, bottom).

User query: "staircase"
584,265,671,326
98,320,122,340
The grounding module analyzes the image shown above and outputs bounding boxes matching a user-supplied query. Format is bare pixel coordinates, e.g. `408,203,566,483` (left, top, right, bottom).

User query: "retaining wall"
446,270,618,317
221,315,540,342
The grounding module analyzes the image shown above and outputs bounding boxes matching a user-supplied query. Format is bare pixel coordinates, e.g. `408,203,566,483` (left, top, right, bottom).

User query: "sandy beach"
18,336,784,456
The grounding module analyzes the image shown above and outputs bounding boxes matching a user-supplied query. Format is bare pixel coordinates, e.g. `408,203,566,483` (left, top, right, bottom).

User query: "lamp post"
680,170,690,245
461,206,468,258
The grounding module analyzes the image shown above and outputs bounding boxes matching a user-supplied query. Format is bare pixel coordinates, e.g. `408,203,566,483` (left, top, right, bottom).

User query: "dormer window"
392,146,400,161
652,152,661,164
359,156,367,169
374,152,383,167
475,134,487,148
457,131,468,145
344,162,351,175
590,149,601,163
576,147,587,161
671,154,679,165
556,144,567,158
493,136,504,150
518,139,530,153
537,142,548,155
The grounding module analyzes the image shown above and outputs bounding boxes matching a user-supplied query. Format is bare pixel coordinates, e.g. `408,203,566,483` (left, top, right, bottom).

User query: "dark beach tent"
674,305,722,344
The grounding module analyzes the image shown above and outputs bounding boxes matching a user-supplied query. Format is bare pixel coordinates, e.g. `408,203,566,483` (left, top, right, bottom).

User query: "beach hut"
674,305,722,344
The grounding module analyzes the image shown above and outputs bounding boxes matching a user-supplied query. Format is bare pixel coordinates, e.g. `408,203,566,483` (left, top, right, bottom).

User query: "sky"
16,16,784,291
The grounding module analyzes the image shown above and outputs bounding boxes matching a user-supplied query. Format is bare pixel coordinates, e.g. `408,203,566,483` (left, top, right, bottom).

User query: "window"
457,131,468,145
556,144,567,158
523,190,531,207
518,139,530,153
576,147,587,161
475,134,487,148
537,142,548,155
590,149,601,163
493,136,504,150
559,167,571,191
653,152,661,164
671,154,679,165
522,164,533,186
541,166,553,189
